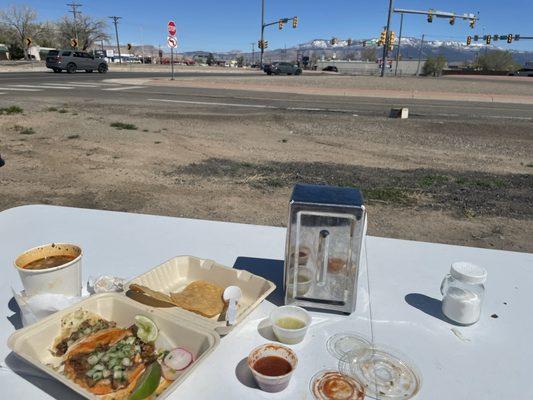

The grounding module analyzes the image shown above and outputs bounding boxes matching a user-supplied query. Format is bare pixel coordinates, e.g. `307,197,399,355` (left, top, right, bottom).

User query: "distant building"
0,44,9,60
28,46,56,61
315,59,425,76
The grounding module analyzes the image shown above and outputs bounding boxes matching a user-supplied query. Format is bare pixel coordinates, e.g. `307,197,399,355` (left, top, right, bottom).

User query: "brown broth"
253,356,292,376
23,255,76,270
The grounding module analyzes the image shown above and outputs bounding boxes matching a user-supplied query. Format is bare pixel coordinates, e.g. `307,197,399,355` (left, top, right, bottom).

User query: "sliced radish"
164,348,193,371
161,363,180,381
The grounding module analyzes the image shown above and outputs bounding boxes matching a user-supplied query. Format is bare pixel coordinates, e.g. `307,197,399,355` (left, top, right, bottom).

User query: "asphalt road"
1,71,533,120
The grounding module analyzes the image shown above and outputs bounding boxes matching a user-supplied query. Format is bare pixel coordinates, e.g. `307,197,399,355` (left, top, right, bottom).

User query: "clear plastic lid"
310,370,365,400
339,346,421,400
326,332,371,361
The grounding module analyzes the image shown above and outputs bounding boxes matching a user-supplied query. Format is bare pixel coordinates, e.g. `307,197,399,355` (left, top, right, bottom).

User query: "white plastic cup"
270,305,311,345
14,243,82,297
247,343,298,392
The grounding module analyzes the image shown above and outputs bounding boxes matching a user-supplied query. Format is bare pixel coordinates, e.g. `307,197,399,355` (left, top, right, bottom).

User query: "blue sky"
2,0,533,51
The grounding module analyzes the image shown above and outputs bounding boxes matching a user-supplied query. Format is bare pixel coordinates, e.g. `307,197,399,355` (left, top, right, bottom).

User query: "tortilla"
64,328,145,399
128,284,175,305
170,280,225,318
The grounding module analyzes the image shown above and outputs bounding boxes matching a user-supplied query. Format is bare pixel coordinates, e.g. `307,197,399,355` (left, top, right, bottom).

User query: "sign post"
167,36,177,80
167,20,177,81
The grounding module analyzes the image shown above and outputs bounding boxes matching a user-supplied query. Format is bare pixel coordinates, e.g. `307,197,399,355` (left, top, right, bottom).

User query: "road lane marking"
148,98,276,109
10,84,74,90
0,87,42,92
103,86,144,91
42,83,100,88
486,115,533,121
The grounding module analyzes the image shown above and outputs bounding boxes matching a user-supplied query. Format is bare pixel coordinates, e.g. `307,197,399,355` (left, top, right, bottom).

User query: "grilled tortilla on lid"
64,327,158,399
52,309,116,356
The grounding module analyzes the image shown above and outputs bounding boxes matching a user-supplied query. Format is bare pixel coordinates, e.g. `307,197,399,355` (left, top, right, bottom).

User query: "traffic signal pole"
394,13,404,76
260,0,265,66
381,0,394,77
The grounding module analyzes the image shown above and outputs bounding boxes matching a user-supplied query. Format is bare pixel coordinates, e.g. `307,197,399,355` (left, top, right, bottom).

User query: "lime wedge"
134,315,159,343
129,362,162,400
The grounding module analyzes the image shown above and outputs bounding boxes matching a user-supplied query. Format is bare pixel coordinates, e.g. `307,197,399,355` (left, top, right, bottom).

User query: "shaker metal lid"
291,184,364,207
450,262,487,285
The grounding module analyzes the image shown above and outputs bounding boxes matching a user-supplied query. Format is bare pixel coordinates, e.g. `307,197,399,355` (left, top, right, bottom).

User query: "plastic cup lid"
450,262,487,285
326,333,371,361
310,370,365,400
339,345,421,400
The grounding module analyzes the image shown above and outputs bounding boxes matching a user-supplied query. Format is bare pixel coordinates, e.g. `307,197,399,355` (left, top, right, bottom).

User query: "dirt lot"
1,98,532,253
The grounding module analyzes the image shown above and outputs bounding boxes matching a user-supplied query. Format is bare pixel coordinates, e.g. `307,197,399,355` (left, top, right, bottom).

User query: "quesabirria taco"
52,309,117,356
63,326,160,399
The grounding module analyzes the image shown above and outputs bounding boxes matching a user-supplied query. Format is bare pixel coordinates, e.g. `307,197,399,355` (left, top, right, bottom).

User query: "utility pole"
394,13,404,76
381,0,394,77
109,16,122,64
416,34,425,76
260,0,265,66
67,3,82,48
250,42,255,65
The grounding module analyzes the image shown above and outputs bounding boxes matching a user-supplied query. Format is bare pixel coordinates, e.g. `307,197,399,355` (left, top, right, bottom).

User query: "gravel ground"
0,98,532,253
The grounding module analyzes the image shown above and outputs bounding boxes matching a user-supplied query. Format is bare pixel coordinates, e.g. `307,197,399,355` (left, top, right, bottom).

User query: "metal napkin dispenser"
284,184,367,314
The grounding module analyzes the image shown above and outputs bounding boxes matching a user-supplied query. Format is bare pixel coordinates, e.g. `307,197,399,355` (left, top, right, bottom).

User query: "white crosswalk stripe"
67,81,120,86
43,83,100,88
0,87,42,92
102,86,143,91
10,84,74,90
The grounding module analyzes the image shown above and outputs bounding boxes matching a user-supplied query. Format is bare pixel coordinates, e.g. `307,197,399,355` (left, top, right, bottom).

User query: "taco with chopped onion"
63,327,160,399
52,309,117,357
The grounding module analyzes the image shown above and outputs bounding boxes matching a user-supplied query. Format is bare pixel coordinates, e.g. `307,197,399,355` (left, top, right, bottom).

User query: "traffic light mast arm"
393,8,478,21
263,17,293,28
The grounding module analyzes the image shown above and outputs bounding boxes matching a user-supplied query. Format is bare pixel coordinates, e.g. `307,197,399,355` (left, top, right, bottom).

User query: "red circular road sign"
168,21,176,36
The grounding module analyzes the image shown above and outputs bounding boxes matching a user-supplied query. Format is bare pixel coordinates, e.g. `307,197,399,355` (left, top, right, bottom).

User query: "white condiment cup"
247,343,298,392
14,243,82,297
270,305,311,345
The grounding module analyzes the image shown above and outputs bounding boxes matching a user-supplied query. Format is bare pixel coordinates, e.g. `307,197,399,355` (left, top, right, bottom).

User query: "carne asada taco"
64,327,159,399
52,309,116,356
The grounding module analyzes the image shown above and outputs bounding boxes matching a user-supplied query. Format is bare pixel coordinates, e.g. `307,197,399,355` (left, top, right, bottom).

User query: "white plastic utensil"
223,286,242,326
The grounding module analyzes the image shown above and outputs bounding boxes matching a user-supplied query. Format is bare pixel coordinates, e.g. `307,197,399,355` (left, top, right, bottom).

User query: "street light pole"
394,12,404,76
109,16,122,64
250,42,255,64
416,33,425,76
260,0,265,66
381,0,394,77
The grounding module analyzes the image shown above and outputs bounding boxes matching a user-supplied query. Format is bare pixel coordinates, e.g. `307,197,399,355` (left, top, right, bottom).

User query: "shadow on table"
233,257,285,306
235,357,259,390
257,318,278,341
5,352,84,400
7,296,23,330
405,293,457,325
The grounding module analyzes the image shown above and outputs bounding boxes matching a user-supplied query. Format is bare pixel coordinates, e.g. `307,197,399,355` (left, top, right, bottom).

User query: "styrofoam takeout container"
125,256,276,335
7,293,220,400
13,243,82,297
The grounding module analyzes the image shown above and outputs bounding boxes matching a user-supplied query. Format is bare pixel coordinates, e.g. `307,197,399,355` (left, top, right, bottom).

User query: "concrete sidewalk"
106,76,533,105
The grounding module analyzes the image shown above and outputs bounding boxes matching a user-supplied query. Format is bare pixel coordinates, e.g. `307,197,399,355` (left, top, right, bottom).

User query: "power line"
109,16,122,64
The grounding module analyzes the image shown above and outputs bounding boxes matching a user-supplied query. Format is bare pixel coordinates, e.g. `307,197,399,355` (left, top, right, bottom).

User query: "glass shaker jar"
440,262,487,325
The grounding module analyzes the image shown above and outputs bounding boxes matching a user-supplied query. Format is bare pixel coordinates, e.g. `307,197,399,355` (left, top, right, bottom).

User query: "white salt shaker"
440,262,487,325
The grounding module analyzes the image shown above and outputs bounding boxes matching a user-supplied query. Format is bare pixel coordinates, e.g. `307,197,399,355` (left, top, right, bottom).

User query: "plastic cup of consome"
14,243,82,297
247,343,298,393
270,305,311,345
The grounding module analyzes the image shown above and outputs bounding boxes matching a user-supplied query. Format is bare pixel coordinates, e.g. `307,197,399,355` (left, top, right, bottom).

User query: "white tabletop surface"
0,205,532,400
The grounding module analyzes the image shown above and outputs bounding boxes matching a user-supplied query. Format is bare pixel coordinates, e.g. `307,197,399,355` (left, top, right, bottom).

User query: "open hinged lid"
7,293,220,400
124,255,276,335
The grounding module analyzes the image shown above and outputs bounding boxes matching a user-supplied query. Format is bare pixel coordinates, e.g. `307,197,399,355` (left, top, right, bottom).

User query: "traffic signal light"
449,16,455,26
330,37,338,45
127,43,132,51
473,35,479,41
292,16,298,29
466,36,472,46
264,40,268,49
278,19,284,30
493,34,499,41
507,34,513,43
427,10,433,23
389,31,396,46
362,41,366,47
485,35,491,45
347,38,352,46
469,19,475,29
514,34,520,41
379,30,387,46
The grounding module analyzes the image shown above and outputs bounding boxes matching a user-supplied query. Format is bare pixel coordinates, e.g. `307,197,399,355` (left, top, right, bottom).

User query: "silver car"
46,50,108,74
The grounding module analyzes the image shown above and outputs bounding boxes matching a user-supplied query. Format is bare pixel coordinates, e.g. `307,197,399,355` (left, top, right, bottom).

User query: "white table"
0,205,531,400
